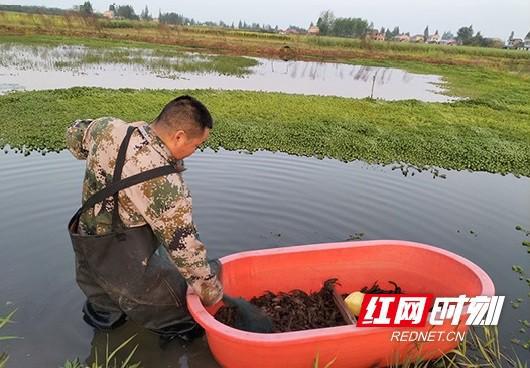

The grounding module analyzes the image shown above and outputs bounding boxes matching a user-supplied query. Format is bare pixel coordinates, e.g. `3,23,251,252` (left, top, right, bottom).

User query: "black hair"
154,95,213,135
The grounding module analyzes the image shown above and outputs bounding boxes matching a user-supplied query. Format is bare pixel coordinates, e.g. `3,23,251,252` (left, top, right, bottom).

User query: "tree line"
2,3,528,47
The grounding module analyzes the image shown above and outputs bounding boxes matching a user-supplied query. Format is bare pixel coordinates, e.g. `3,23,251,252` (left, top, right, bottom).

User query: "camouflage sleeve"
122,174,223,306
66,119,94,160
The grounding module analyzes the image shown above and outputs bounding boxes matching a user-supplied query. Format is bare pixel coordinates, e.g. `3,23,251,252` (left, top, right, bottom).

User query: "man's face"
168,127,209,160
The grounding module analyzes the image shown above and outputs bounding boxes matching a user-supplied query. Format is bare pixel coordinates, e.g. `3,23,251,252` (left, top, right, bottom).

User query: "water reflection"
0,44,452,101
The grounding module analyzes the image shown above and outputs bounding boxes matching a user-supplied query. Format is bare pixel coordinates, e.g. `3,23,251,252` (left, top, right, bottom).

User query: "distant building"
285,27,304,35
307,25,320,35
102,10,114,19
374,32,385,41
439,39,457,46
506,38,524,49
427,33,440,44
525,37,530,50
367,30,385,41
394,34,410,42
411,34,425,43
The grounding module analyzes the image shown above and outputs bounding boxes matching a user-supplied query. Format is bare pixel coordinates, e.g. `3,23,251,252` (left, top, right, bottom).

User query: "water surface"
0,44,451,101
0,148,528,367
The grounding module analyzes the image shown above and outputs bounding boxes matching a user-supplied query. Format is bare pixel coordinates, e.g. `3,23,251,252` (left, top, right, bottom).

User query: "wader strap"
76,165,179,217
111,126,136,231
74,126,182,221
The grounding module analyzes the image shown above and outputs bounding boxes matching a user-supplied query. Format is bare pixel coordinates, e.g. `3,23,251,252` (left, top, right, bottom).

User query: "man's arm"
65,119,94,160
122,174,223,306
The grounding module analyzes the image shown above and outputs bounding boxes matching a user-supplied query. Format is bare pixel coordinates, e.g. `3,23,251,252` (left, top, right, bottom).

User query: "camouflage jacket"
66,117,222,306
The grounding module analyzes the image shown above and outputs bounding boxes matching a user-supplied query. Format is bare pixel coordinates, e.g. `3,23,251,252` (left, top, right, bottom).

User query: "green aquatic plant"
62,334,140,368
0,85,529,176
510,225,530,352
0,309,19,368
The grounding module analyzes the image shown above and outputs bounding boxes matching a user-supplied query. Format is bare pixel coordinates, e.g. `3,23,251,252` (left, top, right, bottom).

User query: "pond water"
0,148,528,367
0,44,451,101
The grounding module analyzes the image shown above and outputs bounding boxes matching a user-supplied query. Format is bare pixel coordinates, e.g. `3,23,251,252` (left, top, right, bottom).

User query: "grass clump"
63,334,140,368
0,310,19,368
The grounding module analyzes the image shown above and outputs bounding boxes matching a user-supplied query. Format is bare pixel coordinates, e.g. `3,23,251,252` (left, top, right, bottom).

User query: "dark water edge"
0,148,528,367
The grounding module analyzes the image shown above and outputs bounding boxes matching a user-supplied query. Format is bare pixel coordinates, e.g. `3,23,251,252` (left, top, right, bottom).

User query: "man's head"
151,95,213,160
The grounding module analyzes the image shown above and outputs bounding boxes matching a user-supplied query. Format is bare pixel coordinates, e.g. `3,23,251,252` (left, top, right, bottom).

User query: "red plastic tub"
187,240,495,368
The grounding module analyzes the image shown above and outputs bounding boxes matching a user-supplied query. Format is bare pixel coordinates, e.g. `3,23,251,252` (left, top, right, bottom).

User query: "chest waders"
68,126,217,339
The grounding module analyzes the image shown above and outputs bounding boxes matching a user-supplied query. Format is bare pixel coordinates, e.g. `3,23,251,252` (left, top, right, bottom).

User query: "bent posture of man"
66,95,222,341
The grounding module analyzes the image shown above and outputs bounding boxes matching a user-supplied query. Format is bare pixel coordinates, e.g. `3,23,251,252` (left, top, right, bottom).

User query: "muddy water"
0,44,451,101
0,148,528,367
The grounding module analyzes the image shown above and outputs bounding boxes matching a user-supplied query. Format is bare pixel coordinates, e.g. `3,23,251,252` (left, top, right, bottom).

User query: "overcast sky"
3,0,529,39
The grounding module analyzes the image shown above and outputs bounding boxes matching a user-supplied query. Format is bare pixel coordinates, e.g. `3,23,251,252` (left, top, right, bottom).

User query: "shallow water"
0,148,528,367
0,44,451,101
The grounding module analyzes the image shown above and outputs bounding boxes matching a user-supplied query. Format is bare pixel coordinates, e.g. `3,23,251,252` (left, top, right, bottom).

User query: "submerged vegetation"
0,85,529,176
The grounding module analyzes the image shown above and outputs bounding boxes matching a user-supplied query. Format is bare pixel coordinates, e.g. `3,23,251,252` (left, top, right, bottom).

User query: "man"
66,95,223,341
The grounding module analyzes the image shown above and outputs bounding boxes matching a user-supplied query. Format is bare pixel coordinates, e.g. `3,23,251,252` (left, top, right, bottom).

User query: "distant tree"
316,10,335,35
109,3,116,12
159,12,192,25
441,31,454,40
115,5,138,20
0,4,67,15
310,21,314,27
140,5,151,21
238,20,242,28
423,25,429,40
385,28,392,40
508,31,514,41
456,25,474,45
391,26,400,37
332,17,369,38
471,31,483,46
79,1,93,15
380,26,385,35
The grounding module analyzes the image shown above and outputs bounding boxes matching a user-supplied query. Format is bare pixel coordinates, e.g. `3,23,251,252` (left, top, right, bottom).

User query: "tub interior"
212,242,485,316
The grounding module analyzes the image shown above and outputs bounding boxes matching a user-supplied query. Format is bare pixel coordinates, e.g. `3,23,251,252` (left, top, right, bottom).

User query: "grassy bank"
1,87,529,176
